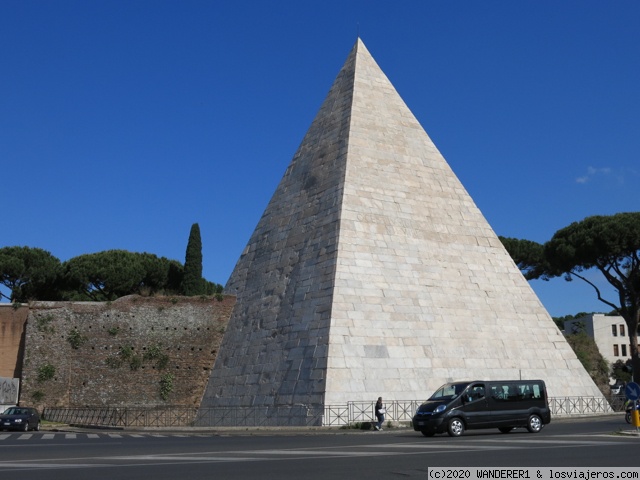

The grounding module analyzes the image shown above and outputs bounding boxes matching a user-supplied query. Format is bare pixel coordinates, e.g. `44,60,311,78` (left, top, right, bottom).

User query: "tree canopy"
0,245,220,302
0,246,62,302
182,223,204,296
63,250,183,301
501,211,640,383
499,237,547,279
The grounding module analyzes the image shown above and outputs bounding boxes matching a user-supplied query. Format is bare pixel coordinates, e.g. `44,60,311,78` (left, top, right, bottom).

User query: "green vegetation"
0,246,62,302
31,390,45,402
106,344,170,371
36,314,55,334
501,212,640,383
564,332,610,392
105,356,122,369
182,223,204,296
0,232,225,302
129,355,142,370
143,344,169,370
63,250,183,301
612,359,633,384
37,364,56,382
119,345,134,359
67,328,87,349
115,345,142,370
159,373,174,401
107,326,119,336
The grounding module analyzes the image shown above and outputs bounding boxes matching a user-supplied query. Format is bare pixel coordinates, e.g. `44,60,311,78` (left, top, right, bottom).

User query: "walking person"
374,396,385,431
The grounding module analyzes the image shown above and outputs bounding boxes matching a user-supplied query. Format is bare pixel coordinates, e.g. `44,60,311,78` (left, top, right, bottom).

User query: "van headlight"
434,405,446,414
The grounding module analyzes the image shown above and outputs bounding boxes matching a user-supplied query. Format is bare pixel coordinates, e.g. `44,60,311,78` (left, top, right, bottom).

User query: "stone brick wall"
0,304,28,379
19,295,235,411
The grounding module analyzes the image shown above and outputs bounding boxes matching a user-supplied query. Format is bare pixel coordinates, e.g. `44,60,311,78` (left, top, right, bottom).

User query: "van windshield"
428,382,470,401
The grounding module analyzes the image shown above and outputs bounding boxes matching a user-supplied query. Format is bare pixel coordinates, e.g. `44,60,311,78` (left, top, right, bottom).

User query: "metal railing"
43,395,623,428
549,396,613,416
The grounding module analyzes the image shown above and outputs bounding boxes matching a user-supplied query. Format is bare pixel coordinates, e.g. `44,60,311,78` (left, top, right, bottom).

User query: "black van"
412,380,551,437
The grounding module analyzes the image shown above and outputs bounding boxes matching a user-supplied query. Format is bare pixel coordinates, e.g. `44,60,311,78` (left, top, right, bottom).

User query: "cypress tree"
182,223,204,295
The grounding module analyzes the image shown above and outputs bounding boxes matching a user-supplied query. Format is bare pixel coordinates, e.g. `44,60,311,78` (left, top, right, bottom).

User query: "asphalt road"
0,415,637,480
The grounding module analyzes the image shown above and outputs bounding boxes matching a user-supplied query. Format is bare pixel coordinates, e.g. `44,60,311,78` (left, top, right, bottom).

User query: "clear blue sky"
2,1,638,317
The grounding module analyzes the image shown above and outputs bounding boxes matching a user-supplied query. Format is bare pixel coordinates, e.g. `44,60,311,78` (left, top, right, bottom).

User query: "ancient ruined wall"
0,304,28,379
20,295,235,411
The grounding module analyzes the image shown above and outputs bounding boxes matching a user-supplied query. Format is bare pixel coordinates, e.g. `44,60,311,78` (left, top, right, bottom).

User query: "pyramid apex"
353,36,368,53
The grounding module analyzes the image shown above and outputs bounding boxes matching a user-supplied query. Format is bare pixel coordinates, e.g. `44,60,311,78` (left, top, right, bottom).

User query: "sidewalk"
40,421,411,435
39,414,634,436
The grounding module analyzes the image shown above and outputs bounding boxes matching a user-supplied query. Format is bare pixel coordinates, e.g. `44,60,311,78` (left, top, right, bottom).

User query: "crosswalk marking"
0,432,178,441
0,431,631,444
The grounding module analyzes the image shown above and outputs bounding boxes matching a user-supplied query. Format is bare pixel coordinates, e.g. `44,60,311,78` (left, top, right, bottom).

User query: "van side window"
531,384,542,399
466,384,485,402
491,382,544,401
491,385,508,400
491,383,540,402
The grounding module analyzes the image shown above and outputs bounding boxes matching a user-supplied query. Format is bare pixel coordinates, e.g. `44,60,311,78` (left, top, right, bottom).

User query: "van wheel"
447,418,465,437
499,427,513,434
421,430,435,437
527,414,543,433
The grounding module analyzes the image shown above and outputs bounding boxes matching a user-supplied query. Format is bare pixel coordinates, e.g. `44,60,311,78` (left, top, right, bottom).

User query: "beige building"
564,314,630,365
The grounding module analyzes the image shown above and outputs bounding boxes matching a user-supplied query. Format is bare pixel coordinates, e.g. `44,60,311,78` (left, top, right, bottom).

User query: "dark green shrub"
37,364,55,382
31,390,45,402
159,373,174,401
144,344,169,370
67,328,86,349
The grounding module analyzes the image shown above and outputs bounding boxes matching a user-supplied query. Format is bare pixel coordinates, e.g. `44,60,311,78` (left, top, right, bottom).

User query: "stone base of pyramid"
198,39,608,426
193,404,325,427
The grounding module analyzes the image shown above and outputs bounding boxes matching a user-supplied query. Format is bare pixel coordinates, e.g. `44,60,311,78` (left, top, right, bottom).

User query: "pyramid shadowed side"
199,41,362,410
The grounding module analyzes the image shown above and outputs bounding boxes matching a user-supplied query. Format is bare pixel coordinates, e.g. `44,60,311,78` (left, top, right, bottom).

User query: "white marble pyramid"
200,39,604,424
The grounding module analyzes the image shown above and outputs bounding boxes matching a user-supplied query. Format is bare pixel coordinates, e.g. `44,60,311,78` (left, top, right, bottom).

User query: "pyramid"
200,39,604,424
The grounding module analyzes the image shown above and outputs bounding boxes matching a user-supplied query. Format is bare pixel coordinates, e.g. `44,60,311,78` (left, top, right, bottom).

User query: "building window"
622,345,627,357
612,325,618,337
614,345,619,356
620,324,625,336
